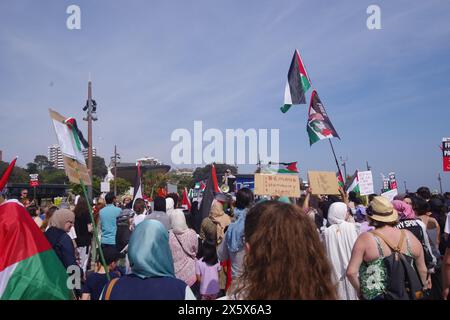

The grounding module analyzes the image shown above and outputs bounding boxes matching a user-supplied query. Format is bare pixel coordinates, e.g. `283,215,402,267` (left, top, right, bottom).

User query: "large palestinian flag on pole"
281,49,312,113
0,201,72,300
307,90,340,145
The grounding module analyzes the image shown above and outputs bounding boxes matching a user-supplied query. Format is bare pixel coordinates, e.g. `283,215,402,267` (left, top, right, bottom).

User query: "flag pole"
78,177,110,282
328,139,344,183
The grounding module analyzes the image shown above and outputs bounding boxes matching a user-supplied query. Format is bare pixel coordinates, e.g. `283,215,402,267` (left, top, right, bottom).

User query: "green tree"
92,156,108,179
110,178,131,196
69,176,102,198
142,172,169,198
26,163,38,174
41,169,68,184
0,161,29,183
34,155,53,172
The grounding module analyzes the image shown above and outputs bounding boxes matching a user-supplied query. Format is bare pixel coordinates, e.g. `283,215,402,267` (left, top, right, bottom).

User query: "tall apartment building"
48,145,97,169
48,145,65,170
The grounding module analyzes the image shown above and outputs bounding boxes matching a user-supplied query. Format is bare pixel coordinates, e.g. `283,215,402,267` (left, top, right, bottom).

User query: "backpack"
372,230,424,300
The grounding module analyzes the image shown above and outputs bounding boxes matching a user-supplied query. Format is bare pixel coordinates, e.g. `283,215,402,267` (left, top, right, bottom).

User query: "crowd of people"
4,185,450,300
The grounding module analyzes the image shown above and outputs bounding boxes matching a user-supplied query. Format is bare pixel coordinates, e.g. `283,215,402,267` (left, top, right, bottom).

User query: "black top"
45,227,78,270
82,271,121,300
75,211,93,247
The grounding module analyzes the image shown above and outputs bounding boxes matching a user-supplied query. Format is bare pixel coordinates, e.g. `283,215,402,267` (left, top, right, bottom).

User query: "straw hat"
367,196,398,223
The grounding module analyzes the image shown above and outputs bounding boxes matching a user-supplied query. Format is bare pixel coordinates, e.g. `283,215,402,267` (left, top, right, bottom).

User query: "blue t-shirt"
101,274,187,300
100,204,121,245
82,271,120,300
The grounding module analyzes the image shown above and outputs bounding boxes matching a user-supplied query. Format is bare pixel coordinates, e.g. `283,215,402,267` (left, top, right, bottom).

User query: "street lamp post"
83,80,97,201
340,156,348,181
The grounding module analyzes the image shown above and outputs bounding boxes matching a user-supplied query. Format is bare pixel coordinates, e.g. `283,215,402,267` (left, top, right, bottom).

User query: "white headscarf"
323,202,359,300
171,209,188,234
327,202,349,225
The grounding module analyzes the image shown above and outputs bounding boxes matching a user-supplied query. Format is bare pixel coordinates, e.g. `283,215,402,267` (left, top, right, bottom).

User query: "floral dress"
359,233,412,300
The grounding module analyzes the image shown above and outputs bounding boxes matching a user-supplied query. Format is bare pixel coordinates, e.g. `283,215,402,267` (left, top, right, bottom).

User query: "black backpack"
372,230,424,300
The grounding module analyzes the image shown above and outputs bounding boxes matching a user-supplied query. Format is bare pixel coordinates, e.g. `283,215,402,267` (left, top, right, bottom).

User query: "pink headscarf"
392,200,415,220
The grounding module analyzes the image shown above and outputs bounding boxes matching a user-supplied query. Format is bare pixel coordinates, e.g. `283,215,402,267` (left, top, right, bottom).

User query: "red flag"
182,187,191,210
211,164,220,193
0,157,17,191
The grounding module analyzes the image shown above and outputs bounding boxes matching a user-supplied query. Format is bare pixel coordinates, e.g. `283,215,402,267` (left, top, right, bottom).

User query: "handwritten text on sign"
254,174,300,197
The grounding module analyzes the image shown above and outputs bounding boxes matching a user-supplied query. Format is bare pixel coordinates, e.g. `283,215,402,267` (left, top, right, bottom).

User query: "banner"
357,171,374,196
308,171,340,195
443,138,450,171
254,174,300,197
49,109,91,185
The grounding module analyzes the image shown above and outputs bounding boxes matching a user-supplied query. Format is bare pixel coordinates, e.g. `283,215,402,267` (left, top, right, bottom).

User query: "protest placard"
358,171,374,196
381,188,398,202
308,171,340,195
254,174,300,197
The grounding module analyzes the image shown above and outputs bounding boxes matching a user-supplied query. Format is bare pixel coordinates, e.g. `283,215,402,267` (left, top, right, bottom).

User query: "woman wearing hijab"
218,188,253,282
322,202,359,300
200,197,231,245
45,209,79,271
168,210,199,292
165,197,175,220
101,219,196,300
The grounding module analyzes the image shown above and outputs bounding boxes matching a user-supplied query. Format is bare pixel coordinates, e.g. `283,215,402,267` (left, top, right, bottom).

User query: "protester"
19,189,30,207
394,199,436,272
115,208,133,253
99,192,121,251
417,187,432,201
101,220,196,300
132,198,147,228
230,200,337,299
322,202,359,300
196,240,221,300
168,210,198,294
429,197,447,255
346,197,428,300
122,196,132,209
146,196,171,230
41,205,58,231
27,205,43,228
443,240,450,299
74,196,93,274
166,197,175,219
218,188,253,282
45,209,77,268
200,194,231,245
81,246,122,300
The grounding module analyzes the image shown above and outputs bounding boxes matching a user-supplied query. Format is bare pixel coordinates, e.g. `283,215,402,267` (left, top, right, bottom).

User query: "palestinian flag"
337,171,345,188
181,187,191,211
0,201,72,300
281,49,312,113
196,164,220,233
0,157,17,192
307,90,340,145
64,117,89,150
345,171,360,194
278,162,299,174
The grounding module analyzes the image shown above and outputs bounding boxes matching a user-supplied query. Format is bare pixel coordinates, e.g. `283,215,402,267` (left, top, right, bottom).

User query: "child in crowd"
195,240,221,300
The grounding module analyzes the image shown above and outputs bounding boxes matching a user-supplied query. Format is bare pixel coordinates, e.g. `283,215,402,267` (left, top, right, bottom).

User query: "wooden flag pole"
328,139,344,181
79,178,110,282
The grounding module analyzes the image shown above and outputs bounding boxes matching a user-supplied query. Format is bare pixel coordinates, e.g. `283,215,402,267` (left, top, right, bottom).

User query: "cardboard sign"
308,171,340,195
381,188,398,202
100,182,110,193
254,174,300,197
357,171,374,196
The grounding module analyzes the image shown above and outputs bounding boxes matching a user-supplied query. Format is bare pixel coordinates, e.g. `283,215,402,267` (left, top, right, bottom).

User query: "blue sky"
1,0,450,192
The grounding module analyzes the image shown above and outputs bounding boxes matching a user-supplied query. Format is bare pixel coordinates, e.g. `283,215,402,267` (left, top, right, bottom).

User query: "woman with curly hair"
230,200,337,300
